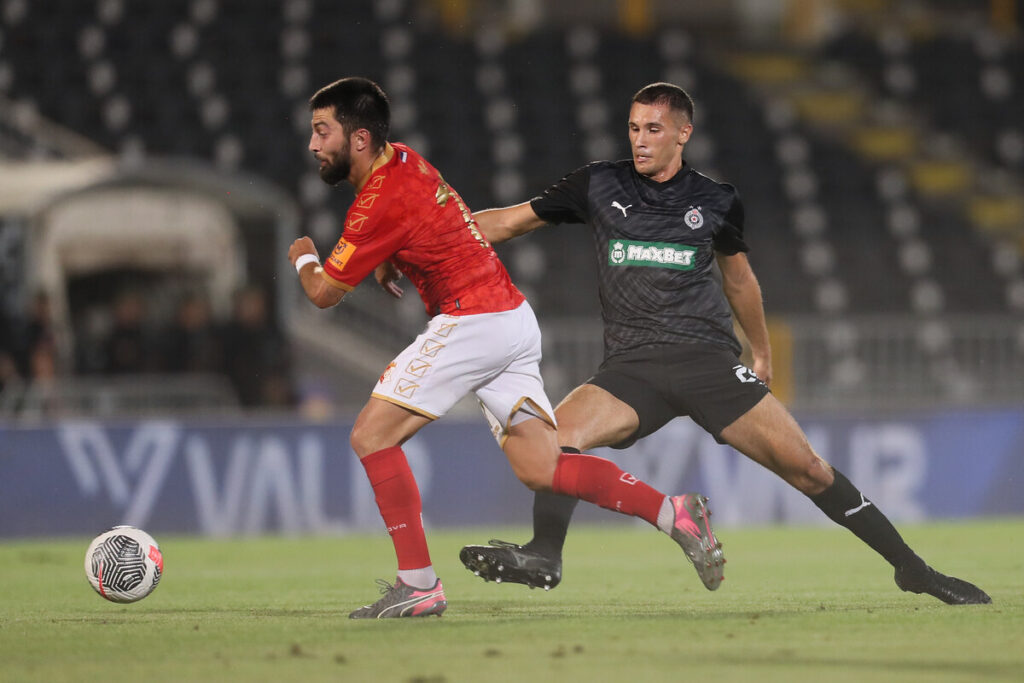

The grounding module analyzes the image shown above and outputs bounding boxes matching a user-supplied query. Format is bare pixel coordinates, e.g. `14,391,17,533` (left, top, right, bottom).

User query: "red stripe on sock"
360,446,432,570
551,452,664,526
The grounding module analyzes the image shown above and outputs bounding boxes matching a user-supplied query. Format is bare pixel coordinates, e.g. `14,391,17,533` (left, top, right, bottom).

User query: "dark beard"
319,157,350,185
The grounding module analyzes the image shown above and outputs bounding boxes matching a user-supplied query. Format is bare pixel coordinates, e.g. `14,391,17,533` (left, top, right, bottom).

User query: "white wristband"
294,253,319,274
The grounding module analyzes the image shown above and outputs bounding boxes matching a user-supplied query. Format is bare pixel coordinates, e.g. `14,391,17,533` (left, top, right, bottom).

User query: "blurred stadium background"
1,0,1022,538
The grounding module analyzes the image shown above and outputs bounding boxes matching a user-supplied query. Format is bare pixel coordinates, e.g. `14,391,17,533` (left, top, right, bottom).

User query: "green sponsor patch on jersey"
608,240,697,270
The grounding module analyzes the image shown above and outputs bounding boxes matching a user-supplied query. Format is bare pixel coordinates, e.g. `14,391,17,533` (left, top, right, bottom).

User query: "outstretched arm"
473,202,547,244
715,251,772,386
288,236,346,309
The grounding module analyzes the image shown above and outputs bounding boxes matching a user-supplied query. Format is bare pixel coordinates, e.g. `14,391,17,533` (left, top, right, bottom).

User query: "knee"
348,426,369,458
512,460,555,493
349,421,384,458
787,455,834,496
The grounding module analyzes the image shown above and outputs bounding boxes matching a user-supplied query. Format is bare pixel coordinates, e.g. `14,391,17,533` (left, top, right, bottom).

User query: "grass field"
1,519,1021,683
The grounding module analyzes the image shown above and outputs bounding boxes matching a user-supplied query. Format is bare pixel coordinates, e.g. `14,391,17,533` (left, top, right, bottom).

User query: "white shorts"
371,300,556,445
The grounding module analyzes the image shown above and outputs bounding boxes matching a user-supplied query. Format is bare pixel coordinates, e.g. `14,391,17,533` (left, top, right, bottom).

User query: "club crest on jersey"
610,241,627,264
379,361,397,385
684,207,704,230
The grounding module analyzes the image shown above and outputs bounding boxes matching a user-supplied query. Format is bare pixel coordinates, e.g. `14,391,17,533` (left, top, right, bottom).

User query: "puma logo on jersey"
611,201,632,218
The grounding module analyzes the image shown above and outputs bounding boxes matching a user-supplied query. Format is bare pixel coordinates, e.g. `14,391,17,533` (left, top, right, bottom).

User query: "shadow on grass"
443,599,934,620
719,654,1022,679
51,598,996,624
46,607,347,623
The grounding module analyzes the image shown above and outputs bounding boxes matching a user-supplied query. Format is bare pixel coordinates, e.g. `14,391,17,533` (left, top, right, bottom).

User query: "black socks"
523,447,581,558
810,467,920,570
527,458,924,573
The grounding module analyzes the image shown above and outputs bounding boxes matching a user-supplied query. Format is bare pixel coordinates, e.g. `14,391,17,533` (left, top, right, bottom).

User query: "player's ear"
351,128,371,152
678,122,693,145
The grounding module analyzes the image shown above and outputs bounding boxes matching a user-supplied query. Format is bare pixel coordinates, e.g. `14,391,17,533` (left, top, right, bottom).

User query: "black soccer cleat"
894,558,992,605
459,540,562,590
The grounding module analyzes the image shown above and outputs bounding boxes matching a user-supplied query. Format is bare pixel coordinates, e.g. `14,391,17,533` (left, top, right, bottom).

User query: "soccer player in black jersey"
457,82,990,605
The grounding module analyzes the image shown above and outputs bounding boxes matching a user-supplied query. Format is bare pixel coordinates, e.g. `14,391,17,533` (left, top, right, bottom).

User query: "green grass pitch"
1,519,1021,682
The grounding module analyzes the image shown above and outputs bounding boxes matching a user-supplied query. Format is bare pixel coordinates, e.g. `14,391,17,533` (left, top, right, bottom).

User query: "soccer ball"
84,526,163,603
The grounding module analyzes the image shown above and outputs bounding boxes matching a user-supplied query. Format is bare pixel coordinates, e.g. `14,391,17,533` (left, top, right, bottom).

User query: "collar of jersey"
633,159,691,190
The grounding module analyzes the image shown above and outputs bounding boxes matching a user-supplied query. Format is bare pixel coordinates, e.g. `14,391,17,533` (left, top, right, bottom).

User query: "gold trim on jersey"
370,393,439,420
514,396,556,429
354,143,394,192
320,269,354,291
494,396,557,448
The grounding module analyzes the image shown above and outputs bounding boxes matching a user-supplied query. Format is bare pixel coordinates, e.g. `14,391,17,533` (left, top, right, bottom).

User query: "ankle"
655,496,674,534
522,540,561,559
896,552,928,574
397,566,439,590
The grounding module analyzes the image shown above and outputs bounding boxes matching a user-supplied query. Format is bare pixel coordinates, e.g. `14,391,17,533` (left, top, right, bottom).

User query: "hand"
288,236,318,265
753,355,773,388
375,261,404,298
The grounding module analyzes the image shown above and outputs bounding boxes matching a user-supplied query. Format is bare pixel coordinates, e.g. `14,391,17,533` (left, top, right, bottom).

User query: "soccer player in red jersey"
288,77,724,619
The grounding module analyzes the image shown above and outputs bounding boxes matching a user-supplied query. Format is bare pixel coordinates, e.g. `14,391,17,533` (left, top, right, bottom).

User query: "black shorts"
587,343,770,448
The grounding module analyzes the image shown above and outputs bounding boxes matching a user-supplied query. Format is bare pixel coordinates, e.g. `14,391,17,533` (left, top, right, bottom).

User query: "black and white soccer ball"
84,526,163,603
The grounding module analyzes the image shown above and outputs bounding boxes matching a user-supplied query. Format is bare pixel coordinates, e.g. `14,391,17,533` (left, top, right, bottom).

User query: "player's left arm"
289,236,346,309
374,260,404,298
715,251,773,387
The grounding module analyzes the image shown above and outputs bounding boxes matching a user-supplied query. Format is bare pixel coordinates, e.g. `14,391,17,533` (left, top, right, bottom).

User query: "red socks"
360,446,431,570
551,452,665,526
361,448,665,568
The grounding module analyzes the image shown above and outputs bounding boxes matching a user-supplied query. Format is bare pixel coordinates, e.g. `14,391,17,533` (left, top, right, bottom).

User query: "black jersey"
530,159,748,359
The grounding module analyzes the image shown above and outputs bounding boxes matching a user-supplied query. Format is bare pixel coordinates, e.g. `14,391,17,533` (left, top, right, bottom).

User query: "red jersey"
321,143,525,316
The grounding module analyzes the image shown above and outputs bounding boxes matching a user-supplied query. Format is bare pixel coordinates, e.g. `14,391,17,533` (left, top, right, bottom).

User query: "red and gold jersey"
320,142,524,316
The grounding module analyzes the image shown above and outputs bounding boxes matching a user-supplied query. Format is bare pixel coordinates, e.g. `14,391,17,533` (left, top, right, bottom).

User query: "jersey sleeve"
529,165,591,224
321,204,398,290
712,191,749,255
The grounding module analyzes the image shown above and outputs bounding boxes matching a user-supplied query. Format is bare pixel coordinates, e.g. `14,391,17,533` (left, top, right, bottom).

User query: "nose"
308,133,318,153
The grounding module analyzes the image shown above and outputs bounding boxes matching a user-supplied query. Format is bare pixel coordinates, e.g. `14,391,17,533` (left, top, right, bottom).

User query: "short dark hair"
309,77,390,151
632,82,694,123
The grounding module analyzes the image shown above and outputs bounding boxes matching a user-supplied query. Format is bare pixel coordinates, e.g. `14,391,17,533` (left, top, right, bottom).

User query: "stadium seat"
2,2,1022,410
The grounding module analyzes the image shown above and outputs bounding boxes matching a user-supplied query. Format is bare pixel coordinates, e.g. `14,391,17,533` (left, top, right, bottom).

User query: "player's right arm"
289,236,346,309
473,202,547,244
476,165,591,244
716,250,773,387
